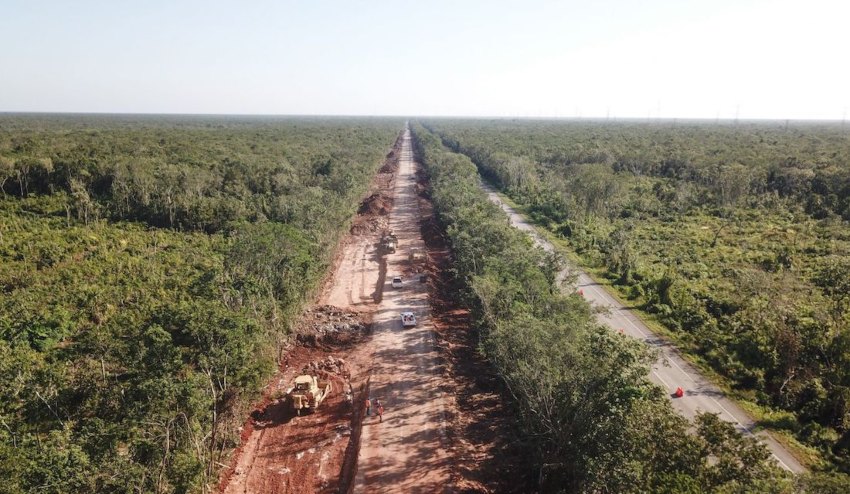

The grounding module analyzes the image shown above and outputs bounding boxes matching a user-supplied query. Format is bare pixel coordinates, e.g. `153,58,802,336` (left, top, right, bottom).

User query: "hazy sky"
1,0,848,119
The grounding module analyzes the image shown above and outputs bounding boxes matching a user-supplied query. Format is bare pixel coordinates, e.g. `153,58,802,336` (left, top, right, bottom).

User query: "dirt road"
354,129,451,492
482,183,807,474
323,219,384,309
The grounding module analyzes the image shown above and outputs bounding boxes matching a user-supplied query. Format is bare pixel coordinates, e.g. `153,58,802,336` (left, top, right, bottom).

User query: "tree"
605,223,637,284
814,256,850,324
69,177,98,225
695,413,787,490
0,157,13,197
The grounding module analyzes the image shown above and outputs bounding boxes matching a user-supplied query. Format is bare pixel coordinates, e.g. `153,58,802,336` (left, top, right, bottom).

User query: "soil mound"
357,192,392,216
380,148,399,173
379,161,397,174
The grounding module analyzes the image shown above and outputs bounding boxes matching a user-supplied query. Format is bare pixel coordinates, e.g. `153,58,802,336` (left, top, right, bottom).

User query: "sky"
1,0,848,119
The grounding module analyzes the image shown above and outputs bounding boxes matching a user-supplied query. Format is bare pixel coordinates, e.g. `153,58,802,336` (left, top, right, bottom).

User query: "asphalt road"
481,183,806,474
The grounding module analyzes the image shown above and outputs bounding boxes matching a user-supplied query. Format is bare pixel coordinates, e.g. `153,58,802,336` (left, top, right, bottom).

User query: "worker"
376,400,384,423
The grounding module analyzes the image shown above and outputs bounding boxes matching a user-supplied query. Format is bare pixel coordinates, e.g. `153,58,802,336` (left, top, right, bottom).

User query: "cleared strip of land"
354,129,452,493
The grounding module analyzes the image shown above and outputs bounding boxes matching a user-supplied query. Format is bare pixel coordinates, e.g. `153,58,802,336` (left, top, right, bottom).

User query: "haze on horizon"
1,0,848,120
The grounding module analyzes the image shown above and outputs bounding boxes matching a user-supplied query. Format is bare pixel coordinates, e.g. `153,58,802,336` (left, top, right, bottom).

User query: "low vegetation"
423,118,850,487
410,123,841,492
0,114,400,493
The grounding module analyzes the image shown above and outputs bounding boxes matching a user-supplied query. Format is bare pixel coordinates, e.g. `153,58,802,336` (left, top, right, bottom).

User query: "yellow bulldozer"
286,374,332,415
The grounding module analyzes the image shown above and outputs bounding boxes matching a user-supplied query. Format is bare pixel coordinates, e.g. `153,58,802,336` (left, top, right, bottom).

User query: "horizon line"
0,110,847,124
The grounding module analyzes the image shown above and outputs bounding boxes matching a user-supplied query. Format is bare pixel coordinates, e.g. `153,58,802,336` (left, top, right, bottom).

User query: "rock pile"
296,305,368,346
302,356,350,379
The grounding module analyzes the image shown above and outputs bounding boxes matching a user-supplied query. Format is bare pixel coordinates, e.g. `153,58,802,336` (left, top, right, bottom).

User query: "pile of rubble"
350,215,389,235
302,356,350,380
296,305,368,346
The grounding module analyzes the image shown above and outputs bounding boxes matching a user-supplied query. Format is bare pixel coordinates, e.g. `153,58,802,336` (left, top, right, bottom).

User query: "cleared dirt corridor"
354,129,452,493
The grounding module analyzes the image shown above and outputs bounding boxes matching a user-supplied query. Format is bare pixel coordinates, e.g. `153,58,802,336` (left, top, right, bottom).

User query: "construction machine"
381,231,398,253
408,247,423,263
287,374,332,415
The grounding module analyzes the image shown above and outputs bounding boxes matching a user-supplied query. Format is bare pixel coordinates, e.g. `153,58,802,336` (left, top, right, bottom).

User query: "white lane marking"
664,356,698,385
700,392,790,473
617,311,649,338
651,370,671,389
585,282,703,387
769,451,793,471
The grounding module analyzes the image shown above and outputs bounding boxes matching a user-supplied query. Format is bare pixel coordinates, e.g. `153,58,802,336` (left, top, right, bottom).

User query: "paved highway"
481,182,806,474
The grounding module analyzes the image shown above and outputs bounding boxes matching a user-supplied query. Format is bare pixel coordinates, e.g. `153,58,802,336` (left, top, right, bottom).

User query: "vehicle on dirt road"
401,311,417,328
287,375,332,415
408,247,423,263
392,276,403,288
381,232,398,253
